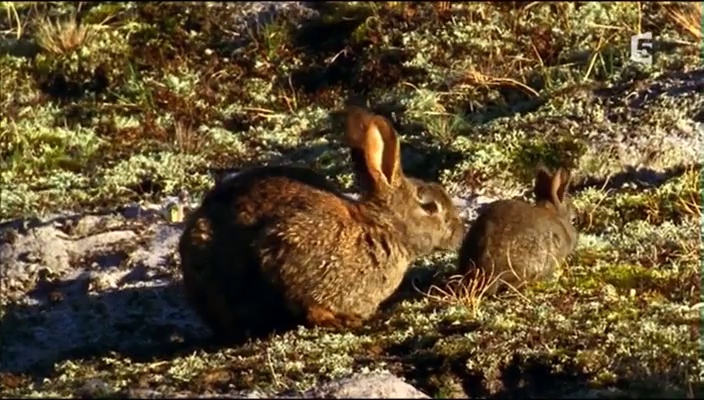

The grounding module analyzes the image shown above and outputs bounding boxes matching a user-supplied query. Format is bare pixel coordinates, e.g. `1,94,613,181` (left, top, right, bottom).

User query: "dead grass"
34,13,94,55
2,2,25,40
580,179,615,231
462,69,541,98
424,272,496,319
386,2,451,11
172,121,203,154
676,166,701,220
663,2,702,42
425,253,537,319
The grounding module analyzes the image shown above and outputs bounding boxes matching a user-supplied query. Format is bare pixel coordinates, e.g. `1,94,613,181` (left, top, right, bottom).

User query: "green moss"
82,3,131,25
316,2,375,26
600,263,653,288
573,170,700,234
509,135,588,185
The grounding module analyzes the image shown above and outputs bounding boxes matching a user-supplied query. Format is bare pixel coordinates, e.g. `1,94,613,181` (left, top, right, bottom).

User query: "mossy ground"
0,2,702,398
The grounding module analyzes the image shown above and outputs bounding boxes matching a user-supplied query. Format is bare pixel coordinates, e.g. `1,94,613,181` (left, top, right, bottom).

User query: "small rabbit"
178,106,465,339
457,166,578,296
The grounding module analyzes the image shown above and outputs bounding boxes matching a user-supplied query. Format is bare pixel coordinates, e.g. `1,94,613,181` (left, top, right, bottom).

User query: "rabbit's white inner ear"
550,169,565,204
364,123,389,186
370,116,401,186
556,168,572,201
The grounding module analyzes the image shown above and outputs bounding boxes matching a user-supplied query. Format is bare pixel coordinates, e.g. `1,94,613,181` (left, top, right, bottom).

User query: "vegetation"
0,1,701,398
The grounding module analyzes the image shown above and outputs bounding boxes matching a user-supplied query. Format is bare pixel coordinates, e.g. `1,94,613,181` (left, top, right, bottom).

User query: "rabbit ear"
366,115,402,187
552,167,572,202
534,165,571,205
345,107,402,192
533,165,555,203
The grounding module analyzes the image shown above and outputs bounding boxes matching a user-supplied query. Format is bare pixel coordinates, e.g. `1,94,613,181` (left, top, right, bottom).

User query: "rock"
0,221,139,304
127,224,182,270
71,215,108,237
72,230,138,256
1,226,71,276
76,378,114,398
0,226,71,303
301,371,430,399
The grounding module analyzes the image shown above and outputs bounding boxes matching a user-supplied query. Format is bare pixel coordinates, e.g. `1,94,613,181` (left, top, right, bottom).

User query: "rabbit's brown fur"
458,166,578,295
179,107,465,338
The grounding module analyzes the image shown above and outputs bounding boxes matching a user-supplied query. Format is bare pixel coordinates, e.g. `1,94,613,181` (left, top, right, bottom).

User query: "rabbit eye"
415,185,441,215
420,200,440,214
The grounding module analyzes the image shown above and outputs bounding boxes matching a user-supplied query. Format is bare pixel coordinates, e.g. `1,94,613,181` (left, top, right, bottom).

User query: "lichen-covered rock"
298,372,430,399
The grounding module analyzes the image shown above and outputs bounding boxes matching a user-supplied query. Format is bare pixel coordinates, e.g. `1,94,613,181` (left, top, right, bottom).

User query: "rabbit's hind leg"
305,304,363,330
306,304,343,329
336,312,364,329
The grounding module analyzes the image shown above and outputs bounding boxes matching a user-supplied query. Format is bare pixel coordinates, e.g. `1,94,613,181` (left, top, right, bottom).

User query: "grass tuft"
663,2,702,42
34,12,95,55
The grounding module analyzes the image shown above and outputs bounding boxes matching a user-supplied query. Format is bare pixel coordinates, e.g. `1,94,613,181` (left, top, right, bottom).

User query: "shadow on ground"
368,318,697,399
573,163,701,192
0,209,447,384
1,278,211,377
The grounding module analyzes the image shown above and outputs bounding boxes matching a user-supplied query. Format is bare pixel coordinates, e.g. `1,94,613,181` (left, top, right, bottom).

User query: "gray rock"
0,225,71,278
76,378,115,398
128,224,182,270
300,371,430,399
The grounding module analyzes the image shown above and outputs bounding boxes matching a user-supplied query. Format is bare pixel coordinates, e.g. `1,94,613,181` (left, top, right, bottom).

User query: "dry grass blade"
583,32,620,82
673,232,699,268
676,166,702,219
584,176,613,231
3,2,23,40
423,248,539,318
464,69,540,98
173,121,203,154
423,261,519,318
434,2,451,12
34,13,95,55
424,268,498,319
664,2,702,42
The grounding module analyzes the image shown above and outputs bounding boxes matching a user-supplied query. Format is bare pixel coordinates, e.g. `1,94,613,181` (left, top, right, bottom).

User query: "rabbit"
178,106,465,339
457,166,578,296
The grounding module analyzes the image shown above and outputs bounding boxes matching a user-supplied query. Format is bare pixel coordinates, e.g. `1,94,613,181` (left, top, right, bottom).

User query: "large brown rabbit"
457,166,578,296
178,106,465,339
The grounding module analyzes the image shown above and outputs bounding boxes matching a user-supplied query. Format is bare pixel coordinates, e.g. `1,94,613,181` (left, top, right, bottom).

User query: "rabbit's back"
459,199,574,288
202,165,347,224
